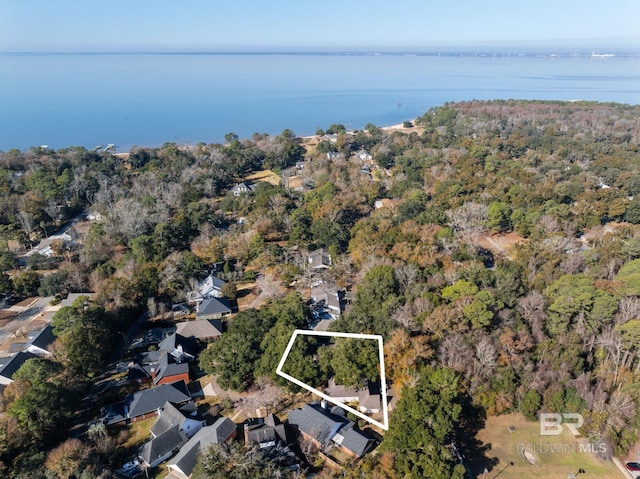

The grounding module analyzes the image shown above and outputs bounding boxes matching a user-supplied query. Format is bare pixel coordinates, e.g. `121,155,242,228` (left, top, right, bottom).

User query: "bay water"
1,53,639,151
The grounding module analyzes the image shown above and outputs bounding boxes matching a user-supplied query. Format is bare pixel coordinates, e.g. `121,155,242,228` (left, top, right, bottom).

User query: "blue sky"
1,0,639,52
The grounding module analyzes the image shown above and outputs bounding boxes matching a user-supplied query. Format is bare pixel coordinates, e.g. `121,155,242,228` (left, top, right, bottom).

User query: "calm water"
1,53,639,151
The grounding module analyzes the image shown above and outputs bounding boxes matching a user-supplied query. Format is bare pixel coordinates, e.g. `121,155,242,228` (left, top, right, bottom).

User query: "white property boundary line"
276,329,389,431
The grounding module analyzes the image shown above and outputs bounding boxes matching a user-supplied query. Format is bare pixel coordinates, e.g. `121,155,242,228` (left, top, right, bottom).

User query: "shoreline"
114,119,421,155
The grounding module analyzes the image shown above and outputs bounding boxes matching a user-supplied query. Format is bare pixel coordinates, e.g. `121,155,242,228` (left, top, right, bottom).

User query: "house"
25,226,80,258
176,319,223,342
308,249,331,269
288,403,374,459
244,414,302,470
172,304,191,318
127,333,196,387
192,274,226,300
288,403,346,447
138,401,207,469
159,333,198,359
151,349,190,386
0,351,39,385
196,297,232,320
326,151,340,161
323,379,383,414
374,198,397,210
356,150,372,162
166,417,237,479
244,414,290,449
311,285,342,320
231,182,256,197
24,325,56,356
139,426,187,469
332,423,375,458
103,380,192,426
295,161,306,170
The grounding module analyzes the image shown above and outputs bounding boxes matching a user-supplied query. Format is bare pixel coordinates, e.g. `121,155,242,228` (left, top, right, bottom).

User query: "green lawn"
474,413,623,479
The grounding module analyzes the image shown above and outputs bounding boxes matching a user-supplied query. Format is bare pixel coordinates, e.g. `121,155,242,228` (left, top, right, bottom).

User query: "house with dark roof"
139,426,187,469
150,402,205,440
176,319,223,341
138,401,207,469
332,423,374,458
159,333,198,359
244,414,290,449
196,297,232,320
288,403,374,459
127,333,196,386
151,350,190,386
288,403,346,447
24,325,56,356
0,351,39,385
166,417,237,479
103,380,192,426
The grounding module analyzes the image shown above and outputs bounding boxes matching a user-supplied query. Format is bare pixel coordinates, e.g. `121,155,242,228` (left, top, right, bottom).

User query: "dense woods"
1,100,640,478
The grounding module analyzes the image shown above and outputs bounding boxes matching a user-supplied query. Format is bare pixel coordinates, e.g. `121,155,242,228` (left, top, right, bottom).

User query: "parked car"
626,462,640,471
117,459,141,478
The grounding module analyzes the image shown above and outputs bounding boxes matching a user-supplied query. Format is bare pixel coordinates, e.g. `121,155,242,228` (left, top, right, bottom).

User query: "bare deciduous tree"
446,202,488,245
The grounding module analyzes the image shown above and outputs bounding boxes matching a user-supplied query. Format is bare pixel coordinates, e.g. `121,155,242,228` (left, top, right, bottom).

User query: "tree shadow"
456,397,500,477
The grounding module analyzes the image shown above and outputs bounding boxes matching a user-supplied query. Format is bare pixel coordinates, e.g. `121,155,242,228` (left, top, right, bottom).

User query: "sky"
1,0,639,52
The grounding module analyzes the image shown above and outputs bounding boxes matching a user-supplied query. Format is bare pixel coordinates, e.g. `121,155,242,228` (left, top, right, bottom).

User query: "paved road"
0,296,53,347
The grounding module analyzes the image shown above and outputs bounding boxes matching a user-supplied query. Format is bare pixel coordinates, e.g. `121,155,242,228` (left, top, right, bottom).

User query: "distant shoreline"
1,51,639,58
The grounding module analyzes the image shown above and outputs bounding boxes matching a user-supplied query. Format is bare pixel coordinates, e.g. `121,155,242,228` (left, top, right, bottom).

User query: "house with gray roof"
138,401,207,469
103,380,192,426
176,319,223,341
324,379,383,414
333,424,374,458
288,403,374,459
308,249,331,269
139,426,187,469
196,297,232,320
288,403,347,447
166,417,238,479
244,414,290,449
311,285,343,320
150,402,205,440
159,333,198,358
231,182,256,197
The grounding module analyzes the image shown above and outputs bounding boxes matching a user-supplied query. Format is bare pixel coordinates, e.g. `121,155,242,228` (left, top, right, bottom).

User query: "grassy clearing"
244,169,281,186
473,413,622,479
122,417,155,450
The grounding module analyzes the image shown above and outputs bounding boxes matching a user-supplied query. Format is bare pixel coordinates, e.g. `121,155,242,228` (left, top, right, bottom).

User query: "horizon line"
1,49,639,56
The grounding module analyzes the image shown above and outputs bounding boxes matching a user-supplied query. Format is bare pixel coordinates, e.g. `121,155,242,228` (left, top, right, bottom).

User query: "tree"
44,438,92,479
255,294,308,385
544,274,617,336
192,442,282,479
330,338,380,388
519,389,541,421
382,367,465,479
7,359,74,442
199,309,273,391
486,201,512,233
0,271,12,295
220,282,237,300
12,270,40,297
